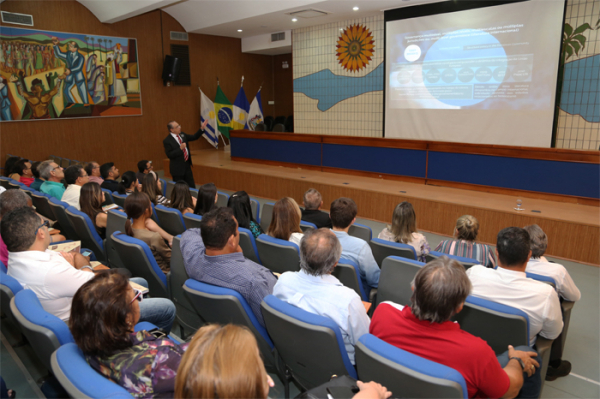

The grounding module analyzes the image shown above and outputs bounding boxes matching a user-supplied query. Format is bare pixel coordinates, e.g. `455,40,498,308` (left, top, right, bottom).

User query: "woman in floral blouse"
227,190,263,238
70,271,188,398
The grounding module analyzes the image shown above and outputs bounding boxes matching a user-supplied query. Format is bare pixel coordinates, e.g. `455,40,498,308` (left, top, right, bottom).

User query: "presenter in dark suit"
163,120,208,188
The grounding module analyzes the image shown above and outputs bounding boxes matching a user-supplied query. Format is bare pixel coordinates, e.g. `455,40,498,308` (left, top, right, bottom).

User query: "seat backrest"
111,232,169,298
111,192,127,208
239,227,261,264
60,158,70,168
183,279,275,370
159,178,167,196
216,191,229,208
355,334,467,399
101,188,114,205
11,289,74,372
0,177,11,190
255,234,300,274
105,210,128,269
183,213,202,230
452,295,530,354
376,256,425,308
0,272,24,328
426,251,480,270
369,238,416,266
165,180,176,200
272,123,286,132
332,257,367,301
526,272,557,289
8,181,24,190
259,202,275,232
31,192,56,220
261,295,357,390
349,223,373,242
47,198,79,240
65,206,106,262
249,197,261,223
189,188,199,198
155,204,186,236
20,186,35,198
299,220,317,233
51,343,132,399
255,123,266,131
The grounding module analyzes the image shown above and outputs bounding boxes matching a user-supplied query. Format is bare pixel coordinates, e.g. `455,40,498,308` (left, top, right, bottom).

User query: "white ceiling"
78,0,446,38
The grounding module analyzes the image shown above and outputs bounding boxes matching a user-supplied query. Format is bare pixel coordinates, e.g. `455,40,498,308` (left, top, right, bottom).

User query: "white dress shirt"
526,257,581,302
61,184,82,210
466,265,563,345
274,269,370,364
289,232,304,247
8,250,94,321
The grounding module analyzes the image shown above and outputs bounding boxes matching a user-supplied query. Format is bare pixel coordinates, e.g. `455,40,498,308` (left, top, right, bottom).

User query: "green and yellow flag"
214,84,233,139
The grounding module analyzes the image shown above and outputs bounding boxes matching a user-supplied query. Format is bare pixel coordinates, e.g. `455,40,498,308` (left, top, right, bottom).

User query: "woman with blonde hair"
175,324,274,399
378,201,430,262
267,197,303,246
434,215,496,268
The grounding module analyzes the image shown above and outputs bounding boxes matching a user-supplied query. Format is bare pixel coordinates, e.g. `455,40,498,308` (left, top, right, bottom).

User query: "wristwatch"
510,356,526,371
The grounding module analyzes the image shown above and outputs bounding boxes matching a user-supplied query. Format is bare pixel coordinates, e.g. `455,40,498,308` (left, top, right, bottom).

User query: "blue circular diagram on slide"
423,29,507,107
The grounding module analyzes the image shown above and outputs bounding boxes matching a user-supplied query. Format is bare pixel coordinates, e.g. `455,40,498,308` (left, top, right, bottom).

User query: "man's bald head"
299,228,342,276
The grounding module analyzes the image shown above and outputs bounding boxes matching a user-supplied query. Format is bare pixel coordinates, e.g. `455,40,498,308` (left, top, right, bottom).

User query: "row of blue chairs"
49,155,82,169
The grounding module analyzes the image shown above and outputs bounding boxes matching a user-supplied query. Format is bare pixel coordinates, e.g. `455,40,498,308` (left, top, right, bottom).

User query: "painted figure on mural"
0,43,5,70
35,45,44,73
14,45,23,75
42,45,51,71
91,71,106,104
9,73,63,119
24,45,35,76
105,44,127,105
0,76,13,121
52,37,89,106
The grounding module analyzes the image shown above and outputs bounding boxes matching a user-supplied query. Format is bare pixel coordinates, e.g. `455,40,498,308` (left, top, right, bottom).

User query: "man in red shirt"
370,257,541,398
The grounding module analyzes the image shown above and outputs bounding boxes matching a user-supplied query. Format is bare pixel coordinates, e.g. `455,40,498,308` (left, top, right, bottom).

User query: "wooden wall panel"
272,53,293,118
0,0,281,170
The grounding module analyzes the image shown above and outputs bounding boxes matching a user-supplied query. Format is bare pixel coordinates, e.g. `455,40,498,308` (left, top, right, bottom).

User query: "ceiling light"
353,6,359,11
292,18,298,22
237,29,243,32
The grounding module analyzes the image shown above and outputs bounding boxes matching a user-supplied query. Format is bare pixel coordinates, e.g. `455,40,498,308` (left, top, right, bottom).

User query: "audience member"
80,182,108,239
467,227,567,380
274,228,370,364
330,197,380,290
378,202,430,262
70,271,184,397
12,159,34,187
435,215,496,268
371,257,541,398
193,182,217,216
29,161,45,191
39,160,66,200
124,192,171,274
84,161,103,185
136,160,156,184
4,156,20,178
227,190,263,238
267,197,304,246
100,162,120,193
180,207,277,327
523,224,581,302
175,324,273,399
170,181,196,215
301,188,332,229
61,165,89,210
117,171,140,195
141,173,169,205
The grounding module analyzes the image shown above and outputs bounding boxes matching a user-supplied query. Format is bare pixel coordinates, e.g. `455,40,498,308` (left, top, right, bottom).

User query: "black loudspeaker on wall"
162,55,180,84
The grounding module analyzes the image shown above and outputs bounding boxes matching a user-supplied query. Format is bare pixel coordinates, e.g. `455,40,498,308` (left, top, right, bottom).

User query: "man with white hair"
301,188,332,229
39,160,65,200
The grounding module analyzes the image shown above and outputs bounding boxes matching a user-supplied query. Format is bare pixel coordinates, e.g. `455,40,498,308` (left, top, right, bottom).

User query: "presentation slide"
384,1,565,147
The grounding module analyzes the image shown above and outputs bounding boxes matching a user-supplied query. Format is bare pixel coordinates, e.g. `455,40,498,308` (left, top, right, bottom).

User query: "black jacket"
163,129,203,177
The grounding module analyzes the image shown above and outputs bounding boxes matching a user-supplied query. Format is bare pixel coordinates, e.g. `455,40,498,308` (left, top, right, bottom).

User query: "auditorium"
0,0,598,398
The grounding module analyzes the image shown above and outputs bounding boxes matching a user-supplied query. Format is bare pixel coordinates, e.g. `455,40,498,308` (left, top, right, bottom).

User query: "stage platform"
164,149,599,265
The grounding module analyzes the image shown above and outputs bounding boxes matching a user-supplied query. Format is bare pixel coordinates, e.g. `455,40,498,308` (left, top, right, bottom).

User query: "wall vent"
1,11,34,26
271,32,286,42
170,31,189,41
171,44,191,86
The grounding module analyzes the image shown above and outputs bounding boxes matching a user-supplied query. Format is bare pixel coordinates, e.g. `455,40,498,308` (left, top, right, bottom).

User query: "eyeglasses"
129,289,143,304
35,220,50,235
52,166,62,171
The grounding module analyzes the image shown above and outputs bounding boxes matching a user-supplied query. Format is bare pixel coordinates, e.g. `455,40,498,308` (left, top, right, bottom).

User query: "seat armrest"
535,336,554,382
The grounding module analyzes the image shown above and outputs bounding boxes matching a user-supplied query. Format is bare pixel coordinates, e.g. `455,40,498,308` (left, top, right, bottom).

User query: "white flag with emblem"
199,88,218,149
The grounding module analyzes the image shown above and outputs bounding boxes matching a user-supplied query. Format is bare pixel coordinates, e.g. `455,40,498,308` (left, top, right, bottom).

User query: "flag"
247,88,264,131
199,88,218,149
232,84,250,130
214,84,233,139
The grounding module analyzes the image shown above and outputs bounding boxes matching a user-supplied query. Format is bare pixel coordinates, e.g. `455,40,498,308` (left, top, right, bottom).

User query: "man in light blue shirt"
330,197,380,290
274,228,370,364
38,160,65,200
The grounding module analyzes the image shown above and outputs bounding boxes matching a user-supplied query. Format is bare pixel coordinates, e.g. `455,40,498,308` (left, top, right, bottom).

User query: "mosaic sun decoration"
336,24,375,72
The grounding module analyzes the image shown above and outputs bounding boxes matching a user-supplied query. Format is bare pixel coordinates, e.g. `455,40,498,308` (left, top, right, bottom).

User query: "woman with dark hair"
267,197,303,246
4,156,20,179
124,192,171,273
79,182,108,239
175,324,273,399
193,183,217,216
434,215,496,268
12,159,35,187
227,191,262,238
70,270,189,397
141,174,168,206
170,181,195,215
116,171,140,195
378,202,430,262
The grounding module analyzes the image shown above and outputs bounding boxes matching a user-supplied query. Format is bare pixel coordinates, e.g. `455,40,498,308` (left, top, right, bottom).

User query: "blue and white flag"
199,88,218,149
232,78,250,130
247,88,264,130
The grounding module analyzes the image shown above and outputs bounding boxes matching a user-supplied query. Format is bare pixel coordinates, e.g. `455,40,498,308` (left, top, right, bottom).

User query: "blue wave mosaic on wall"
559,54,599,123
